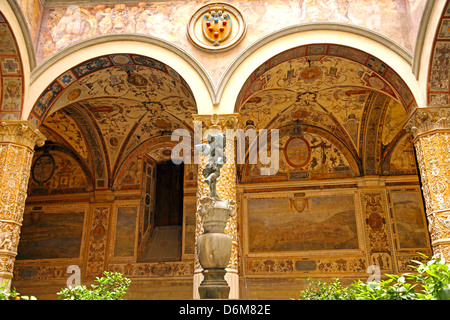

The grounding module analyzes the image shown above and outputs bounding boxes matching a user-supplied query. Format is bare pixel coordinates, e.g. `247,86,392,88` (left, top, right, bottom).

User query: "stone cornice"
0,120,46,149
404,106,450,141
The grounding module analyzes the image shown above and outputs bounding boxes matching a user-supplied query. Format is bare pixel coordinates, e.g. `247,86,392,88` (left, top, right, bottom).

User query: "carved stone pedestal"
198,269,230,299
198,231,231,299
196,196,234,299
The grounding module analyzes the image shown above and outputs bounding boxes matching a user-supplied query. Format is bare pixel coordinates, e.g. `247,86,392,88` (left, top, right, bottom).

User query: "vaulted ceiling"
235,44,417,182
33,54,196,189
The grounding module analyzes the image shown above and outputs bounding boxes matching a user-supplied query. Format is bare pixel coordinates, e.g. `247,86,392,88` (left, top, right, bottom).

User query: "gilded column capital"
192,114,240,132
404,106,450,141
0,120,46,149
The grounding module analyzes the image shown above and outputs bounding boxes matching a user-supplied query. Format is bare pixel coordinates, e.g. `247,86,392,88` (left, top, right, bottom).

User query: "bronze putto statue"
195,133,227,199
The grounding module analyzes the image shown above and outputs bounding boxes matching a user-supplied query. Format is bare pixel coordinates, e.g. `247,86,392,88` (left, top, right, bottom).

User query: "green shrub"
296,254,450,300
344,275,417,300
57,271,131,300
0,280,36,300
297,278,345,300
407,255,450,300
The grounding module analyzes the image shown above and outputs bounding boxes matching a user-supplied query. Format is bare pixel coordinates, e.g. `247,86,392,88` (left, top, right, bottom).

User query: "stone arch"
27,51,198,124
26,35,213,122
234,43,417,113
28,45,200,191
216,24,422,114
231,38,420,179
0,0,36,71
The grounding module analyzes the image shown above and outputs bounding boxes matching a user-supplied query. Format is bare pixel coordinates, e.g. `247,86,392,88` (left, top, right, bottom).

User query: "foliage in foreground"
297,254,450,300
57,271,131,300
0,280,36,300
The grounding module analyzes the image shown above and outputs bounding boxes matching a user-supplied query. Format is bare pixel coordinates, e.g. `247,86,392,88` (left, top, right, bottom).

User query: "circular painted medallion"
187,2,246,52
284,136,311,168
67,88,81,101
32,154,55,183
299,66,322,81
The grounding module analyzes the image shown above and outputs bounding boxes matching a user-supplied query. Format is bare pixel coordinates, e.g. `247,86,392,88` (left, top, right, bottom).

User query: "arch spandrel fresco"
27,0,427,84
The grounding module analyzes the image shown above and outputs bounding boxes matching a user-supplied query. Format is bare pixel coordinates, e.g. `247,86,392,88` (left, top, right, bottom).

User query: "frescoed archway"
234,43,418,182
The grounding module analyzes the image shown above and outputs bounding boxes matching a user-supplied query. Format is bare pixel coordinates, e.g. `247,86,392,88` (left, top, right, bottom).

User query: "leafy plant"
0,280,36,300
296,254,450,300
297,278,345,300
57,271,131,300
406,254,450,300
344,274,417,300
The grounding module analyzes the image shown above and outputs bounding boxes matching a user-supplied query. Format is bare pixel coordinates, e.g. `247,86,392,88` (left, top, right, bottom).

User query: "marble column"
192,114,239,299
405,107,450,261
0,121,45,287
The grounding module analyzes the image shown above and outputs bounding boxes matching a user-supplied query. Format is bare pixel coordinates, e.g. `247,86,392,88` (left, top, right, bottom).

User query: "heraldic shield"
202,4,232,46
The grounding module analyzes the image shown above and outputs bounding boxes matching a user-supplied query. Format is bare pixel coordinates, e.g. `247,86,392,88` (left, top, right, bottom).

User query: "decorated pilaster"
405,107,450,260
0,121,45,287
192,114,239,299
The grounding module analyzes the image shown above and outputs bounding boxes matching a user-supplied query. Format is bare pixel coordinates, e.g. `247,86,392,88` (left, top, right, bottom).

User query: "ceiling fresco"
236,44,415,111
236,44,417,182
33,54,196,188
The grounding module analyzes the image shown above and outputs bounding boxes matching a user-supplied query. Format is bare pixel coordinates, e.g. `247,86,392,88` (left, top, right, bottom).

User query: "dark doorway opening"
139,160,184,262
154,160,184,226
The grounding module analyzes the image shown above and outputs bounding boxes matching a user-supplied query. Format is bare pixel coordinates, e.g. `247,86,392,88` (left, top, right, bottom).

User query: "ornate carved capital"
192,114,239,132
0,120,46,149
404,107,450,140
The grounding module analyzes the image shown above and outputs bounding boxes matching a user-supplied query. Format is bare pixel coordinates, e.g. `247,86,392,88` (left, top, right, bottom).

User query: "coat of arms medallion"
187,2,246,51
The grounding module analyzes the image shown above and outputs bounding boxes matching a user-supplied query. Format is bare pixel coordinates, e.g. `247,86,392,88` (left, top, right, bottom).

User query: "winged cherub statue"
195,133,227,199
